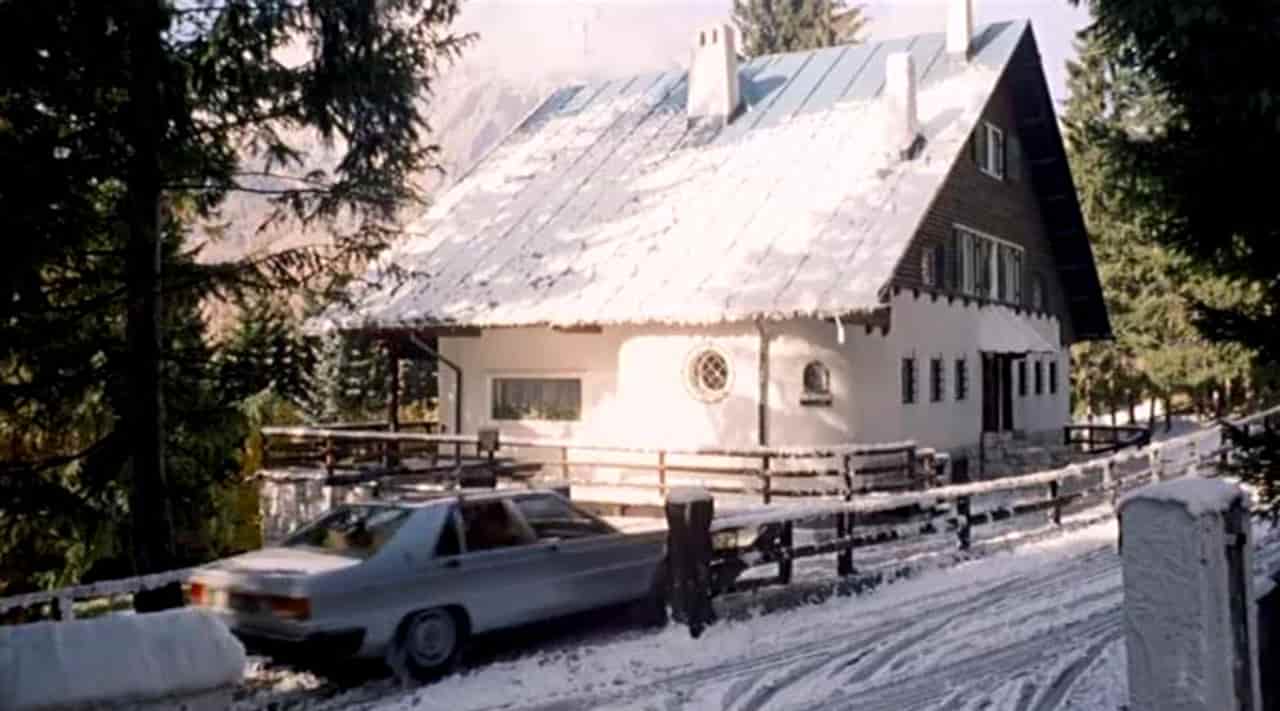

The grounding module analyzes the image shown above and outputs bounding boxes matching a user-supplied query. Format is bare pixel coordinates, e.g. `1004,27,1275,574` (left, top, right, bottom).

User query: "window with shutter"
1007,135,1021,181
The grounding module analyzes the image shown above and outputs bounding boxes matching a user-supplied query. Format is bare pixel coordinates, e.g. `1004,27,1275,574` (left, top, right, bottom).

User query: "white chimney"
688,23,741,125
885,52,923,158
947,0,974,58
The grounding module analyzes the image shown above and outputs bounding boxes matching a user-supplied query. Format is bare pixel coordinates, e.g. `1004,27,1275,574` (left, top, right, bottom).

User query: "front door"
982,353,1016,433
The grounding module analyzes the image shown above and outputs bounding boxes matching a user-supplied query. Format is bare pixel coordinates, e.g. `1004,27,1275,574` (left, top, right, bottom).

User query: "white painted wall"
437,291,1070,453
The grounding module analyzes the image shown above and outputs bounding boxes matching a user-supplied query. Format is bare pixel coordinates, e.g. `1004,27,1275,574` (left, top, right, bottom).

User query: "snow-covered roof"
339,21,1031,329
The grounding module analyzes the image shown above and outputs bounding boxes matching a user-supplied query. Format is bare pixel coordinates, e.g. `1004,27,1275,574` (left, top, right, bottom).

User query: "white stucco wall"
437,292,1071,452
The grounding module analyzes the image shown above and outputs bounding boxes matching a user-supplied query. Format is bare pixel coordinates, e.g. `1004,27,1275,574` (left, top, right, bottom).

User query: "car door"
451,498,559,631
510,494,662,615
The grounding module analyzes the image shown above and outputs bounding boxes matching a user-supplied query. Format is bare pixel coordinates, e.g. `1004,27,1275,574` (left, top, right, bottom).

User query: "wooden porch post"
386,341,400,466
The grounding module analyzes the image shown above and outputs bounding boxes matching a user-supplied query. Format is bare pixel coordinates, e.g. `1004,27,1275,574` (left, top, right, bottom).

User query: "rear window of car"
283,505,410,559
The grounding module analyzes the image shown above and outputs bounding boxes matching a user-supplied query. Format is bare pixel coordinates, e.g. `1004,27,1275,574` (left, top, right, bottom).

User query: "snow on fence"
664,405,1280,636
258,425,940,513
4,406,1276,628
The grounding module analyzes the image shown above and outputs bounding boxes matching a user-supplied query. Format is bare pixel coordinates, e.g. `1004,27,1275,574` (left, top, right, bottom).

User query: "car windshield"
283,505,410,559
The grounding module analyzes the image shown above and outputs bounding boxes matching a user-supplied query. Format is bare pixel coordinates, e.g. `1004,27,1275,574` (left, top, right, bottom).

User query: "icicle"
835,314,846,345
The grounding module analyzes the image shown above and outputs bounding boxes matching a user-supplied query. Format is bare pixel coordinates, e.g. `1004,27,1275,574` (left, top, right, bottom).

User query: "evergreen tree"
733,0,866,56
1063,23,1258,424
0,0,470,585
1075,0,1280,366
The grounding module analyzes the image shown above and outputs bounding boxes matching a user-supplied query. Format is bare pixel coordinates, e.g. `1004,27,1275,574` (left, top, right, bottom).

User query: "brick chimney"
688,24,741,125
947,0,974,59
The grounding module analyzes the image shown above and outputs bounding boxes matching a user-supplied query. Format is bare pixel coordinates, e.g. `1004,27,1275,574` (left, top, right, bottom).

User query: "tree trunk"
124,0,175,578
1128,393,1136,425
1149,395,1158,430
1164,395,1173,432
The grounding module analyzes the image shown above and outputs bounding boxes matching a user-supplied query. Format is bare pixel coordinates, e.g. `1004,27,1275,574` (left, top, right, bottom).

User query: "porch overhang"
977,307,1058,355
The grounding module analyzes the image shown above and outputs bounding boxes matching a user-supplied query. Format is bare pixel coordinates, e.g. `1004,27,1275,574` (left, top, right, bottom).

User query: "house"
331,0,1110,460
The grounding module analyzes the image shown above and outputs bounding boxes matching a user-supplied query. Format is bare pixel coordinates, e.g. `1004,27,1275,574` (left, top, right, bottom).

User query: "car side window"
513,495,614,541
435,512,461,557
460,500,535,552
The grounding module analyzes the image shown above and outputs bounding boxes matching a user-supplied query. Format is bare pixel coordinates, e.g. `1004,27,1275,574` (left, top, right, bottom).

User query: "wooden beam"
552,324,603,334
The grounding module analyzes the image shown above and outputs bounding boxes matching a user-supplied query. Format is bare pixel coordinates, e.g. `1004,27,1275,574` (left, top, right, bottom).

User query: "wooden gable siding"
891,31,1076,344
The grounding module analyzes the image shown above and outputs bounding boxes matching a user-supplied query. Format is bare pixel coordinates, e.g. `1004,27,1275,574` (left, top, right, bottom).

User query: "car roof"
366,487,566,508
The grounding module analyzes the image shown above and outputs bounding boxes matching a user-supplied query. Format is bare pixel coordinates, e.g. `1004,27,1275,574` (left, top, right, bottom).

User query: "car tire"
387,607,466,684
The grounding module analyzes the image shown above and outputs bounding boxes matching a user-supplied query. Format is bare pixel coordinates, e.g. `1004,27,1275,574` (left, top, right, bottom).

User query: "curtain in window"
492,378,582,421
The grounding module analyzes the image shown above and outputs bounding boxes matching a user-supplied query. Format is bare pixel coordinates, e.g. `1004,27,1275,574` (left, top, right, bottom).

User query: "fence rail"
259,426,937,505
663,405,1280,636
1063,423,1152,454
7,408,1274,626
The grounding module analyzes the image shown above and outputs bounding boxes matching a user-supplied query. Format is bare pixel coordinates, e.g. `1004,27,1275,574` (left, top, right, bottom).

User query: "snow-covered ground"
234,518,1280,711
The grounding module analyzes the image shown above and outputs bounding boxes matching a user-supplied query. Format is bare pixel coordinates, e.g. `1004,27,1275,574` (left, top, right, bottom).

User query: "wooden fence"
4,411,1268,626
1062,423,1152,454
260,426,941,508
663,406,1280,636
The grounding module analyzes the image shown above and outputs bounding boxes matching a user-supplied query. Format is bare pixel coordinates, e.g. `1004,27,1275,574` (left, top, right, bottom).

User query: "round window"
686,347,732,402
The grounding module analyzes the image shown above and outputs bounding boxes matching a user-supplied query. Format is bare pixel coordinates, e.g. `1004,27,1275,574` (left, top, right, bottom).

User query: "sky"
457,0,1093,107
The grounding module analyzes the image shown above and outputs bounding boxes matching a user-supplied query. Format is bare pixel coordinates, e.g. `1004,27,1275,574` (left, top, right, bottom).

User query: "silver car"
187,490,667,680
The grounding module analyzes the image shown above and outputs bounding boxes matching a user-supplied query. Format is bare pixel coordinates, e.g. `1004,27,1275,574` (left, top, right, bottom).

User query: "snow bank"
1119,477,1245,518
0,608,246,711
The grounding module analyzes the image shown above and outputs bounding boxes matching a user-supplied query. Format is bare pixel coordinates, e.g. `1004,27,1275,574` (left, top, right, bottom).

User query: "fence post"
560,446,570,483
1219,423,1231,475
1188,437,1200,477
54,594,75,621
837,454,854,576
1120,480,1260,711
1150,446,1164,483
657,450,667,497
1048,476,1062,526
1105,460,1118,508
664,488,716,638
778,521,794,585
761,454,772,505
953,456,972,551
323,436,335,479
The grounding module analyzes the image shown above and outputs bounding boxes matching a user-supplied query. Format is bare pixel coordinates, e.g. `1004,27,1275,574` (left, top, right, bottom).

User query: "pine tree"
1063,24,1260,424
733,0,866,57
0,0,471,587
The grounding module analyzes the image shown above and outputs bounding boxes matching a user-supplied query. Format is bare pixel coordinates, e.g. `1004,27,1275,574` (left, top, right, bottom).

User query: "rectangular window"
953,225,1024,303
1010,250,1023,304
492,377,582,421
922,244,945,288
930,358,944,402
901,357,917,405
976,122,1006,179
1034,361,1043,395
955,358,968,401
996,246,1007,301
1018,360,1027,397
1049,360,1058,395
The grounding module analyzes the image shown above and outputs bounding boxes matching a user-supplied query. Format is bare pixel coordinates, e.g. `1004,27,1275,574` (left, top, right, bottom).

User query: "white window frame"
978,122,1006,180
953,224,1024,303
487,371,586,424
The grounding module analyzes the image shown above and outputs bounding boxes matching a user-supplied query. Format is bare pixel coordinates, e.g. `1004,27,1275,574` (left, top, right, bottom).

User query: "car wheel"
388,607,465,684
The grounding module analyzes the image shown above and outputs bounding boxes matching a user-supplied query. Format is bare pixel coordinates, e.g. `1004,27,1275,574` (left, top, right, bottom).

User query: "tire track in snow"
788,609,1123,711
727,547,1121,711
1027,634,1117,711
522,545,1120,711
